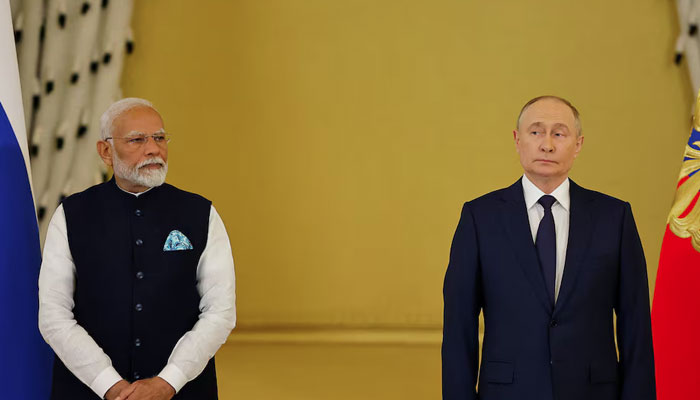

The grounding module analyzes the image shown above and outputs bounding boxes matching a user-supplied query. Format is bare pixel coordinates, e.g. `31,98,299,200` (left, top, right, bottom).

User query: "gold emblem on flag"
668,103,700,252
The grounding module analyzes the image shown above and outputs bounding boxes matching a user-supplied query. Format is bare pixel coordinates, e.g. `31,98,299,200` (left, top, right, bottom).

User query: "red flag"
652,94,700,399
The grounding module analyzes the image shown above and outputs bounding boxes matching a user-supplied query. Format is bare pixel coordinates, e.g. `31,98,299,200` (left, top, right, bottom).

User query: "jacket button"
135,239,143,246
135,271,144,280
550,319,558,327
135,303,143,312
135,209,142,217
133,372,140,380
134,338,141,347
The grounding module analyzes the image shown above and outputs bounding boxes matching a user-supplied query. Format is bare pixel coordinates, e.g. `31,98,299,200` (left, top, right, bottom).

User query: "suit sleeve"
442,202,482,400
615,202,656,400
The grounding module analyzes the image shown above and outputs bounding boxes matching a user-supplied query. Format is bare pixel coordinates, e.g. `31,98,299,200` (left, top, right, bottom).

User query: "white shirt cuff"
158,364,187,393
90,367,122,399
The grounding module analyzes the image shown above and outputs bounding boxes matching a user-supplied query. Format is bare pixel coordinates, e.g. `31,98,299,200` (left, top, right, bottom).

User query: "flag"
0,1,53,398
652,91,700,399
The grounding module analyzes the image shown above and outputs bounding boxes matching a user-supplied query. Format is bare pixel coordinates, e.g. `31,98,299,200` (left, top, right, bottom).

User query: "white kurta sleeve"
38,204,123,398
158,205,236,392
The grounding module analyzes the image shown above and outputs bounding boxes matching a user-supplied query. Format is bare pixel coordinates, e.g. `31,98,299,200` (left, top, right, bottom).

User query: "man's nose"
143,136,161,155
541,134,554,152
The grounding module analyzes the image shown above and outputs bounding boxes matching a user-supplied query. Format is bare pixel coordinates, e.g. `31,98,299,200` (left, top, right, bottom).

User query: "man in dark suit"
442,96,655,400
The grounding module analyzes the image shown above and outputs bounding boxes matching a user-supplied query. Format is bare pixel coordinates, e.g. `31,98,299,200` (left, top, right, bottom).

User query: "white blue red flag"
0,1,53,398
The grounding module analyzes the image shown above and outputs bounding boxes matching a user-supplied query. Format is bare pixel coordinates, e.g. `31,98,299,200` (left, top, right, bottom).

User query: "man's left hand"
118,377,175,400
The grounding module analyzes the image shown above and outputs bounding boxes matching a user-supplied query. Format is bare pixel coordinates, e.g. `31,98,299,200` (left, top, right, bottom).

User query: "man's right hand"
104,379,131,400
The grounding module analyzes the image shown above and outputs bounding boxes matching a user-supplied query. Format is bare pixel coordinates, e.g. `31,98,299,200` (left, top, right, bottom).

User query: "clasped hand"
105,377,175,400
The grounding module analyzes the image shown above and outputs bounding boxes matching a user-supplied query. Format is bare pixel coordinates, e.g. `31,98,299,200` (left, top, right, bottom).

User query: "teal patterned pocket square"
163,230,193,251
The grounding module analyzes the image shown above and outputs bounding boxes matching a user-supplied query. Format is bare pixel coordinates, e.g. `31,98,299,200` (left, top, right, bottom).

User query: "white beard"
112,151,168,188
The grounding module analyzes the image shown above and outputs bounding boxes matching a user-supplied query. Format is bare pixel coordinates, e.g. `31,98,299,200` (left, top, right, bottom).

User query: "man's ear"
574,135,584,158
97,140,113,167
513,130,520,151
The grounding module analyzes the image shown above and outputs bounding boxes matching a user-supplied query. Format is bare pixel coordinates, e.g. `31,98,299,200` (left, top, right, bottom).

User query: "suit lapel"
554,180,593,313
500,180,553,312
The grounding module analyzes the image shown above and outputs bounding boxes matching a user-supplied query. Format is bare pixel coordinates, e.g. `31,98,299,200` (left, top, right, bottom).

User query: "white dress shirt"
38,187,236,398
521,174,570,302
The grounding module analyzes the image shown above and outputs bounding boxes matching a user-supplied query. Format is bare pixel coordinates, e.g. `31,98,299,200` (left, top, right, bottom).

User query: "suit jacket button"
550,319,558,327
135,239,143,246
135,303,143,312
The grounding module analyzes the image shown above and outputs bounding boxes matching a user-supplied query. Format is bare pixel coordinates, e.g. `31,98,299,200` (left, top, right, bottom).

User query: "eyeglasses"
105,131,171,148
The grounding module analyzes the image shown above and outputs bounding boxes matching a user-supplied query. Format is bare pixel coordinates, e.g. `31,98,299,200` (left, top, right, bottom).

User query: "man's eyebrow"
525,122,571,132
552,123,570,131
526,122,544,130
125,128,166,137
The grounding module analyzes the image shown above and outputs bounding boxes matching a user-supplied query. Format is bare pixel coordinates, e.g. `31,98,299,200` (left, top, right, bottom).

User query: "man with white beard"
38,98,236,400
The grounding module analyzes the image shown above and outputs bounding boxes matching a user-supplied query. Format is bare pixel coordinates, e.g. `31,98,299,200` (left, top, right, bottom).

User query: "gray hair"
100,97,158,140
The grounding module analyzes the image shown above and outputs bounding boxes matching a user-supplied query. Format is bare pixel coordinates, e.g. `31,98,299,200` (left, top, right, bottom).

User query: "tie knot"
538,195,556,210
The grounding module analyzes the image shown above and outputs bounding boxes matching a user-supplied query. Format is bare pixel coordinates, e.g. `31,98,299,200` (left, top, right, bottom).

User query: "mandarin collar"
109,176,159,199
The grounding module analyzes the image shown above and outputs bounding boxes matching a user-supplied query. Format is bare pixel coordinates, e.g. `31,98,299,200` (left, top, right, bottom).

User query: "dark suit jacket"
442,179,655,400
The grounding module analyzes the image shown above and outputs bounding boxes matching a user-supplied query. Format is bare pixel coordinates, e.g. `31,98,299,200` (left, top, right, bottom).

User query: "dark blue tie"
536,195,557,306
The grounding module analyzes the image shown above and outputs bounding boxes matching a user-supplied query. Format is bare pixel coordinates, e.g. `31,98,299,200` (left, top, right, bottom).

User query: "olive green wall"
123,0,691,329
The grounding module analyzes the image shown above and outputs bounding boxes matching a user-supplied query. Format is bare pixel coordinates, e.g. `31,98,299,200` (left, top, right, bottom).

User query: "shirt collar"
115,181,153,197
521,174,570,212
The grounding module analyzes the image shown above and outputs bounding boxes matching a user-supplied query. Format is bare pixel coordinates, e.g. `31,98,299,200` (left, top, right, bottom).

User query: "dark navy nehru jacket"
52,178,218,399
